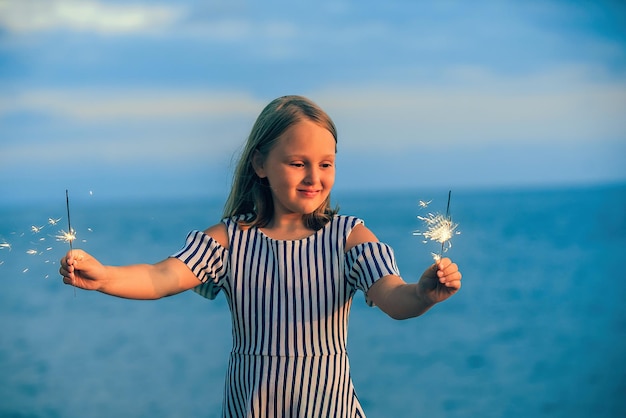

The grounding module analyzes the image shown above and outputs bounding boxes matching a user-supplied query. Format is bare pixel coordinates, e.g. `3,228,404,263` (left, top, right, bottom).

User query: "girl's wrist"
414,282,436,309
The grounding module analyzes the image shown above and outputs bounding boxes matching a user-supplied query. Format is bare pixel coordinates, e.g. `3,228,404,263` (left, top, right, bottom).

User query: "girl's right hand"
59,249,107,291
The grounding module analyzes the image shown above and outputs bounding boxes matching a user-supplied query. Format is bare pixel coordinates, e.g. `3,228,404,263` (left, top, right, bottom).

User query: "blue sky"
1,0,625,203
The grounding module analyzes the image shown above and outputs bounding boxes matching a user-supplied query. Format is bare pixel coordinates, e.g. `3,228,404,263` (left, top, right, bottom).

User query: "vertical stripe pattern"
171,215,400,417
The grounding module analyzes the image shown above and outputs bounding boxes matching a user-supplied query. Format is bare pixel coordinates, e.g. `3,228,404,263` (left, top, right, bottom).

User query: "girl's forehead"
272,120,336,152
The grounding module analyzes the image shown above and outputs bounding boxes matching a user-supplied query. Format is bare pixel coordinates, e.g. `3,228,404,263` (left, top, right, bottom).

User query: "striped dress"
172,214,400,417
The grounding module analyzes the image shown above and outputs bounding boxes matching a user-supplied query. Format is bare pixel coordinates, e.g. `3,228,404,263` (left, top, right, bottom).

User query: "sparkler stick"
65,189,75,296
441,190,452,256
66,189,73,253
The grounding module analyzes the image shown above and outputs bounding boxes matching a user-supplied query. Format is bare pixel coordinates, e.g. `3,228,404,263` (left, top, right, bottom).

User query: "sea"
1,183,625,418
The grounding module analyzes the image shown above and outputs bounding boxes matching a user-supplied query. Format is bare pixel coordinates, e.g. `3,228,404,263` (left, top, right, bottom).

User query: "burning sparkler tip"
55,229,76,244
415,192,460,261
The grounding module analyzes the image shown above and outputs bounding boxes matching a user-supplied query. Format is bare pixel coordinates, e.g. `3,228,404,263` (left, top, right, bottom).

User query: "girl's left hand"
417,257,462,304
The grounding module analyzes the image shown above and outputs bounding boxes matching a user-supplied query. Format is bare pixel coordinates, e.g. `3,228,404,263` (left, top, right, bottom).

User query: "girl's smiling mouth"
298,189,320,198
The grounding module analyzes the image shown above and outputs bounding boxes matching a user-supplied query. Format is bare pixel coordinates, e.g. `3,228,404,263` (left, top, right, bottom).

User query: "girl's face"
253,119,336,222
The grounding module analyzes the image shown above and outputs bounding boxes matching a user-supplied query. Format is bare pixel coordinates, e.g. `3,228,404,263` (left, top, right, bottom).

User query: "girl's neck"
261,214,313,240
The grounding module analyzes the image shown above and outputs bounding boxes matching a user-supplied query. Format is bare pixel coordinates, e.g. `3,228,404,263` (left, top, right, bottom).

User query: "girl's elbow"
383,307,415,321
382,305,428,320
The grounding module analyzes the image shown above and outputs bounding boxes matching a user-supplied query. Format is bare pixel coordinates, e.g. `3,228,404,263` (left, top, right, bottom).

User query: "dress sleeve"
345,241,400,306
170,230,229,300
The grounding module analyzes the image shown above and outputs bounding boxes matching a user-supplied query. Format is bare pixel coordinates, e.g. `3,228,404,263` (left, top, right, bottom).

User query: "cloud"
0,89,262,170
0,0,183,35
2,65,624,153
1,71,624,200
0,0,299,46
316,65,626,148
1,89,263,121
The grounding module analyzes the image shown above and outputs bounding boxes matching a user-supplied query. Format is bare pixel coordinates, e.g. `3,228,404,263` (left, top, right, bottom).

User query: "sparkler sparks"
31,225,44,233
0,189,93,281
55,229,76,244
413,191,460,261
414,213,459,257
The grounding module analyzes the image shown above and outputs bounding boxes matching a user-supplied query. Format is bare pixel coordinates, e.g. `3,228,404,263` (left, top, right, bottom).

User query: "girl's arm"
347,223,462,320
60,251,201,299
59,223,229,300
366,260,461,319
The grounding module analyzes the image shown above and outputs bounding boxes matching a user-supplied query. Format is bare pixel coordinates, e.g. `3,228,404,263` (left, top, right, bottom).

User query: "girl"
60,95,462,417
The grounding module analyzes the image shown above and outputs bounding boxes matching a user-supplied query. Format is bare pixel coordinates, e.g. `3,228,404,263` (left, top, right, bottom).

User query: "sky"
1,0,625,203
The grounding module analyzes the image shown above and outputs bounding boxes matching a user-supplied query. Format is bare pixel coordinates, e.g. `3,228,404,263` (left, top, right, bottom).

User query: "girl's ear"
252,150,266,178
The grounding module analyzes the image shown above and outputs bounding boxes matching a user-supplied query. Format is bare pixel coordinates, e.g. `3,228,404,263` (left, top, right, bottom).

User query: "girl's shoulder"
202,222,230,249
198,215,254,251
205,214,255,248
332,213,364,230
338,214,379,252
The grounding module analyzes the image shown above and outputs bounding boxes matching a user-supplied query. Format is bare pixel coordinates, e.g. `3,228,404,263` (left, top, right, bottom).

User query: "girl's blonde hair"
223,95,339,230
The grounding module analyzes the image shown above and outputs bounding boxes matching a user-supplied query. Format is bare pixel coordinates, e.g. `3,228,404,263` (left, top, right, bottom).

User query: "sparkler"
64,189,76,295
413,190,460,262
442,190,452,256
55,230,76,244
64,190,75,249
0,190,92,280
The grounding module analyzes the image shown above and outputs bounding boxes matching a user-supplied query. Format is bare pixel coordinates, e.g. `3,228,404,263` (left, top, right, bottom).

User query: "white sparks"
55,229,76,244
0,193,90,281
414,213,459,246
414,196,461,261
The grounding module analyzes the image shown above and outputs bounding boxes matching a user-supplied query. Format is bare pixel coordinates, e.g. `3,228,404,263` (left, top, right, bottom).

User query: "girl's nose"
304,166,319,184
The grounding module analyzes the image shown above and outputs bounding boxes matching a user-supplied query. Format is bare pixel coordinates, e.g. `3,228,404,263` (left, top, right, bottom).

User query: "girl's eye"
321,163,334,168
290,162,304,168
